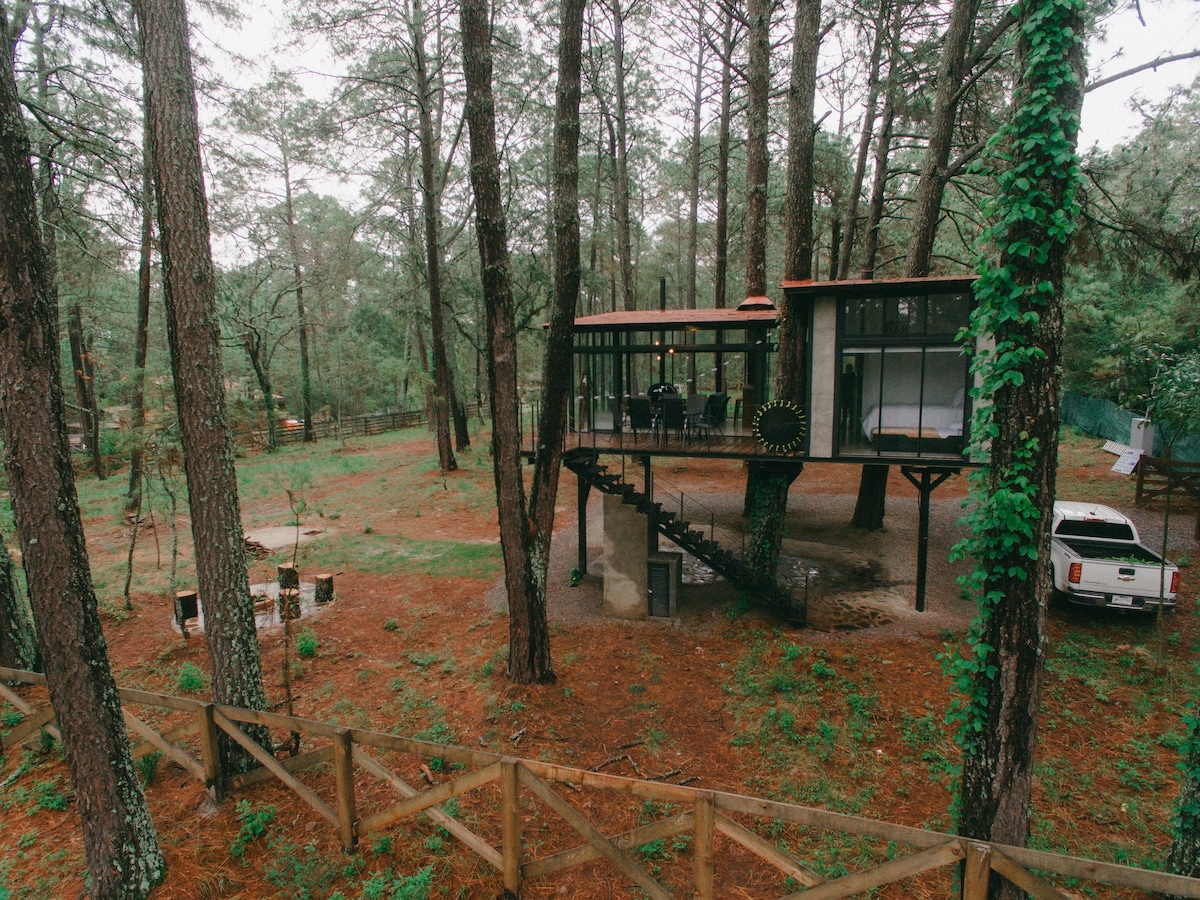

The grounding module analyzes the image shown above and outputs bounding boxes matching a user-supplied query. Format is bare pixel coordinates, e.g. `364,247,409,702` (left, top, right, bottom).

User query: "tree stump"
176,590,199,626
278,563,299,591
315,574,334,605
279,589,301,621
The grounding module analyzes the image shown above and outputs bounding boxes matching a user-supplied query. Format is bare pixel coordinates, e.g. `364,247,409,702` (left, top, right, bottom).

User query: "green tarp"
1061,392,1200,462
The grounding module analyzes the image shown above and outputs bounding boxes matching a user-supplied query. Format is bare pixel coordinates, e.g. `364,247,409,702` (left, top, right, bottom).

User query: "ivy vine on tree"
940,0,1087,877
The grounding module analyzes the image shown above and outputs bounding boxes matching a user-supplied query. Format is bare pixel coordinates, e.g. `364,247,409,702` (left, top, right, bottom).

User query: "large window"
838,291,972,458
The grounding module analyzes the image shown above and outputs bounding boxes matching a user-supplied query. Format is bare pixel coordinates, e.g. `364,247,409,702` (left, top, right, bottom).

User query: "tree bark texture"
837,0,890,281
243,328,279,452
0,528,38,671
904,0,980,277
859,88,896,279
0,23,164,893
134,0,269,758
713,7,734,312
743,0,770,299
783,0,821,283
282,152,316,445
461,0,554,684
851,463,889,530
1171,720,1200,878
610,0,637,311
956,6,1084,896
127,95,154,509
529,0,585,547
413,0,458,472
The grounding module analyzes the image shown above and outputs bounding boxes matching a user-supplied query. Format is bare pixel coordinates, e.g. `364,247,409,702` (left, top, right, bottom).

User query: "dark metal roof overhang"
569,307,778,333
781,274,977,301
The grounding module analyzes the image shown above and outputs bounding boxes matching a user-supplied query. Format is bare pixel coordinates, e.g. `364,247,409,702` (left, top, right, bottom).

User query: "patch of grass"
296,628,319,658
314,534,502,579
383,617,400,631
175,662,207,694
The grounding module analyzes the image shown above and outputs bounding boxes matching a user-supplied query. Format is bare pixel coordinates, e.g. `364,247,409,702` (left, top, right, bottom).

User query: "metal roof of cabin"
569,276,977,332
570,306,778,332
781,274,977,298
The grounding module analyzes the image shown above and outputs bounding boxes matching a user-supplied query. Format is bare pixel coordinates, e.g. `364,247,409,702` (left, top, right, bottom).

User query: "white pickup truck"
1051,501,1179,611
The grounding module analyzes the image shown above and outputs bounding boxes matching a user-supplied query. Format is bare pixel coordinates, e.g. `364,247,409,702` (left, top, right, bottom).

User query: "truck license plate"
1111,594,1135,607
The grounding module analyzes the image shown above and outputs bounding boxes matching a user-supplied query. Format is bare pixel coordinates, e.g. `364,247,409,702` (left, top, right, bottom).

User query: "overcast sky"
1080,0,1200,149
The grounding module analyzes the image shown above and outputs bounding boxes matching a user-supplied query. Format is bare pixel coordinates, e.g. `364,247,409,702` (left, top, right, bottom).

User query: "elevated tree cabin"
538,275,980,621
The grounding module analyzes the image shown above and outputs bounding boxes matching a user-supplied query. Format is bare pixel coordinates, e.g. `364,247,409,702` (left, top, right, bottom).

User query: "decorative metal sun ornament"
753,400,808,453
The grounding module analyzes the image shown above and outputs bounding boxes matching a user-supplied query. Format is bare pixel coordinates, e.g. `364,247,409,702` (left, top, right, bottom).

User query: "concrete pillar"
603,493,650,619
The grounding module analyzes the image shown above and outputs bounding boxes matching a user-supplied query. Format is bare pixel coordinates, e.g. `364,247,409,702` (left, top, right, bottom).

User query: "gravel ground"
489,475,1198,638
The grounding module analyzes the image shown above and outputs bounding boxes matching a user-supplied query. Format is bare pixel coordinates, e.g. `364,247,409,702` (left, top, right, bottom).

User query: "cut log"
278,563,299,590
315,574,334,605
279,589,301,620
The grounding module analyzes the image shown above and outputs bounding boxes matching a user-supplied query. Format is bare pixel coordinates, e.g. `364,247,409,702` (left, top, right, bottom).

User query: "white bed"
861,390,965,442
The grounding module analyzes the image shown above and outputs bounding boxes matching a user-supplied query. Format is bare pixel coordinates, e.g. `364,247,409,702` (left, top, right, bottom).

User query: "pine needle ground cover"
0,428,1194,898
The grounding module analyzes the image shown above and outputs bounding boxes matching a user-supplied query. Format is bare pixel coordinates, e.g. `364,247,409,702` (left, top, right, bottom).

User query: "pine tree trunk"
956,6,1084,896
611,0,636,312
743,0,770,299
858,89,895,279
783,0,820,283
713,7,733,314
134,0,269,769
0,26,164,892
413,0,457,473
127,104,154,509
904,0,980,277
281,152,316,445
1171,721,1200,878
851,464,888,530
0,529,39,672
836,0,889,280
461,0,555,684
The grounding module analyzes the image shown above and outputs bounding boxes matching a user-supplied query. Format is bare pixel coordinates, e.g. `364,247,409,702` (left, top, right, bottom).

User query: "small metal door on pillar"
647,552,681,617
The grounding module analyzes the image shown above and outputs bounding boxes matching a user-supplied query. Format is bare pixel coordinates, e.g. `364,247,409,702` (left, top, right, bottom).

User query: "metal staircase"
563,448,805,625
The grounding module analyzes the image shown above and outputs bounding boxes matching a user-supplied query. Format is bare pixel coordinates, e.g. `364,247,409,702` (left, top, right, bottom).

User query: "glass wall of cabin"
571,325,769,433
836,291,972,458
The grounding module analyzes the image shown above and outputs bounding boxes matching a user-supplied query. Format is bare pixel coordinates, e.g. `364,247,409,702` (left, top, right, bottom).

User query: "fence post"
197,702,223,801
333,727,357,851
501,758,521,898
693,791,715,900
962,841,991,900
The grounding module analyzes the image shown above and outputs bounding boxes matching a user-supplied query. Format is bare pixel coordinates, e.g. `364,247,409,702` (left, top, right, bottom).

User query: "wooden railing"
3,666,1198,899
1135,456,1200,540
234,403,484,449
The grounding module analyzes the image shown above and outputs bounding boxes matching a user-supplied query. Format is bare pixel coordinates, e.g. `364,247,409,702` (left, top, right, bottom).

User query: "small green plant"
370,834,392,856
297,628,320,658
135,751,163,788
383,618,400,632
31,777,68,811
176,662,207,694
230,800,275,861
628,683,647,694
568,566,581,587
1,710,22,728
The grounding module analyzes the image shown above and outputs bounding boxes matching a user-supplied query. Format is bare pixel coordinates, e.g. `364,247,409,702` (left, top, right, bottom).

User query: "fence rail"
2,666,1198,899
1135,456,1200,540
234,403,485,449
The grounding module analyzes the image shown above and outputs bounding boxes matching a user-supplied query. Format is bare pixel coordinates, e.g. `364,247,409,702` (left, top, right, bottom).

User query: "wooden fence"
235,403,484,449
1135,456,1200,541
2,666,1199,899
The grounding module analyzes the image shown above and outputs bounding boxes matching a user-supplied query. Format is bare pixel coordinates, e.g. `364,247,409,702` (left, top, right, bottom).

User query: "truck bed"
1054,537,1163,565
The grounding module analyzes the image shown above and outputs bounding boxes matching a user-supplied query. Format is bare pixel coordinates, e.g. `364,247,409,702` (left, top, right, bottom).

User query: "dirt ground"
1,434,1197,898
